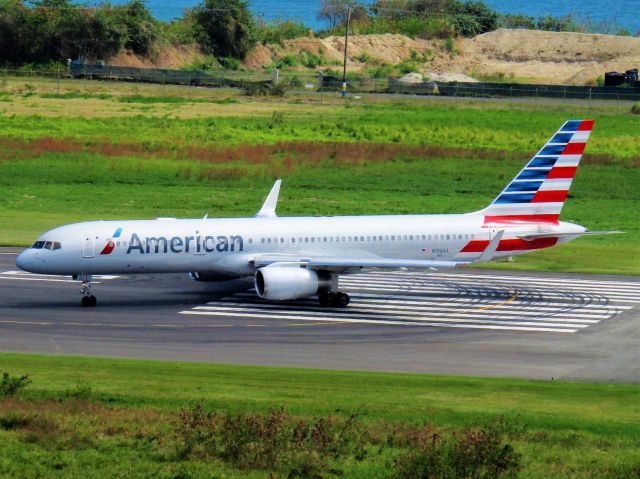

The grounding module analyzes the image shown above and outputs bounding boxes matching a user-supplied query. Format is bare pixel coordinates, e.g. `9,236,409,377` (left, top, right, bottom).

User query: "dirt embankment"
108,29,640,86
459,29,640,85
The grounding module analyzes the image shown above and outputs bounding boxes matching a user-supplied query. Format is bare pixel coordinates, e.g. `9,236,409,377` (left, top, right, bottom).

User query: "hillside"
107,29,640,86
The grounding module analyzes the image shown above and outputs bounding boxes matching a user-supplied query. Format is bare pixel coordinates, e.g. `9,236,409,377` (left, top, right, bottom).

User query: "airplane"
16,119,620,307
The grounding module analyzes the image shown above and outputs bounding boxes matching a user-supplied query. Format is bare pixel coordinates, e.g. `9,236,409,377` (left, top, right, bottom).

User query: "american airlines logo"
100,228,244,255
99,227,123,255
126,233,244,254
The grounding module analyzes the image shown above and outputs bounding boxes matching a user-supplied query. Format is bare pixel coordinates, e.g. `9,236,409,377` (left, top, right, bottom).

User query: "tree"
192,0,256,59
113,0,158,56
445,0,498,37
318,0,355,30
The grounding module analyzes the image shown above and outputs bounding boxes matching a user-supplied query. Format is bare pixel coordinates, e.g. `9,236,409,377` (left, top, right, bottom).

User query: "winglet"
477,230,504,262
256,180,281,218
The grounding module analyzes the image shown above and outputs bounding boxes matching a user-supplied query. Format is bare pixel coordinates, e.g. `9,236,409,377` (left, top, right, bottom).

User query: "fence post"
273,68,279,86
588,87,592,115
455,82,459,97
56,69,60,95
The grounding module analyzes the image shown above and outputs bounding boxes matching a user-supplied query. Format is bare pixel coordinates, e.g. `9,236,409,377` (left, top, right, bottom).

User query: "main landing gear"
318,291,350,307
79,274,97,307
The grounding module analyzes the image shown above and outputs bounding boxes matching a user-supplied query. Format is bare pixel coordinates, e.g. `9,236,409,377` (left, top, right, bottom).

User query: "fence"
3,64,640,106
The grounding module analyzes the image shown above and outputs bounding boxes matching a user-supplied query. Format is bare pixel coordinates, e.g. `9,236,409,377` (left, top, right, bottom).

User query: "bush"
242,81,286,97
173,403,361,475
394,423,521,479
0,372,32,398
257,18,309,45
631,103,640,115
192,0,257,60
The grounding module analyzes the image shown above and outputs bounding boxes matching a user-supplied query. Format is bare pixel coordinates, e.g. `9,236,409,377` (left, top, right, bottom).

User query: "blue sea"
111,0,640,34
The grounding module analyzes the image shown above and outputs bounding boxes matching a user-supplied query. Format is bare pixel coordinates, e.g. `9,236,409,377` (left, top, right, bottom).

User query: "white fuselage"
16,213,582,277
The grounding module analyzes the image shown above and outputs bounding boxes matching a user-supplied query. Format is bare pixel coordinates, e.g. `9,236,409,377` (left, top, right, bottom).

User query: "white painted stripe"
423,272,640,289
339,282,640,302
423,277,640,296
0,276,102,284
196,303,603,324
347,292,633,310
397,273,640,292
179,310,579,333
1,270,120,280
342,275,640,296
569,131,590,142
232,291,630,312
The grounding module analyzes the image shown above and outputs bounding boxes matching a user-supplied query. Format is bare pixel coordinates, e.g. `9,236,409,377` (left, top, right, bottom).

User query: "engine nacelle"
254,267,332,300
188,271,237,282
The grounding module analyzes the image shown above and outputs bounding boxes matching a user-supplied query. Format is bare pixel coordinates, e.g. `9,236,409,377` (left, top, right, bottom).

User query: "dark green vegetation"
0,353,638,478
2,0,633,69
0,90,637,274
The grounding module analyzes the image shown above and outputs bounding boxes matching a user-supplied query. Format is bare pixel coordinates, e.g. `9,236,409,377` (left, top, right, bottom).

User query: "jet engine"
254,267,332,300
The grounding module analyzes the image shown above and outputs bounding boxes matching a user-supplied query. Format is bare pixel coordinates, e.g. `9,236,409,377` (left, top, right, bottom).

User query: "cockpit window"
31,240,61,250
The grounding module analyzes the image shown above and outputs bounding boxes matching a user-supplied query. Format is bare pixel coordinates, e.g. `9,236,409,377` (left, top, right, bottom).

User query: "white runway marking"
0,271,120,283
179,271,639,334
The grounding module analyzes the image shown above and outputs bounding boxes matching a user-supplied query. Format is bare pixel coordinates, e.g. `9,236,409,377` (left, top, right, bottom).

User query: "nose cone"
16,250,34,272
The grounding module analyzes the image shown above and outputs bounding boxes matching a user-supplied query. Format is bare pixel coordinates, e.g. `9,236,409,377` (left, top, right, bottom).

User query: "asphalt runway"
0,248,638,383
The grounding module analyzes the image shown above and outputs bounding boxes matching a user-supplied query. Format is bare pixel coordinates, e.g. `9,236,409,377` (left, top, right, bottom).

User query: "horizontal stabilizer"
518,230,624,241
478,230,504,262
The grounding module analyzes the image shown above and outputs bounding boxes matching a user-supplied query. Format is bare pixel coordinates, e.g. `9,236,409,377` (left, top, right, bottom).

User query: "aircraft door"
82,232,94,258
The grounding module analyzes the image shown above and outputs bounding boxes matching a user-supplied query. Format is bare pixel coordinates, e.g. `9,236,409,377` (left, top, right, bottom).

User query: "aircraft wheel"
336,292,350,307
318,292,333,306
81,295,97,307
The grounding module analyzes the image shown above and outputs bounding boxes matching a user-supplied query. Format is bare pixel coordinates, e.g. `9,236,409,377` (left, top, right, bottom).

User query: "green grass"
0,353,638,478
0,92,638,274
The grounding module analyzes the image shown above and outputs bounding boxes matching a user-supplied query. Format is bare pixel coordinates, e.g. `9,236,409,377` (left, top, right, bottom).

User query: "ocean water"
116,0,640,34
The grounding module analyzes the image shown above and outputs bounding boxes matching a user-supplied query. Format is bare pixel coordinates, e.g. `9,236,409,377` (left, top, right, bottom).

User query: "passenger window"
391,236,395,241
360,236,364,241
267,238,271,243
323,237,327,242
409,235,413,241
446,234,450,240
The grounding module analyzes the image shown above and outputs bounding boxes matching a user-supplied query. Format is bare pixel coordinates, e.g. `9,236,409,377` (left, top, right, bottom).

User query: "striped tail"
479,119,594,226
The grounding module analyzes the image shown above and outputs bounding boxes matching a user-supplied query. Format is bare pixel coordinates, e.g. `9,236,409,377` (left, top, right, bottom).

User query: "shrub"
257,18,309,45
192,0,257,60
394,423,521,479
242,81,286,97
0,372,32,398
173,403,361,475
631,103,640,115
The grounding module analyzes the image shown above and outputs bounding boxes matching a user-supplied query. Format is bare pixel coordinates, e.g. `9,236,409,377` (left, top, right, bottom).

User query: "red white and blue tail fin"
479,119,594,225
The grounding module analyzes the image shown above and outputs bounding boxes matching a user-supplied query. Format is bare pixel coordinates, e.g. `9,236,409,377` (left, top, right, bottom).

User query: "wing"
250,255,466,273
249,232,504,273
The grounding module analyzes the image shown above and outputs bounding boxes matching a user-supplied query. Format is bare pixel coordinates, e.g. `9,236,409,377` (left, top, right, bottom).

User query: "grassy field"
0,82,638,274
0,353,638,478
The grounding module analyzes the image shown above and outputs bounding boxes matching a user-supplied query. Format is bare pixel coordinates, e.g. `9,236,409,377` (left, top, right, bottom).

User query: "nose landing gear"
79,274,97,307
